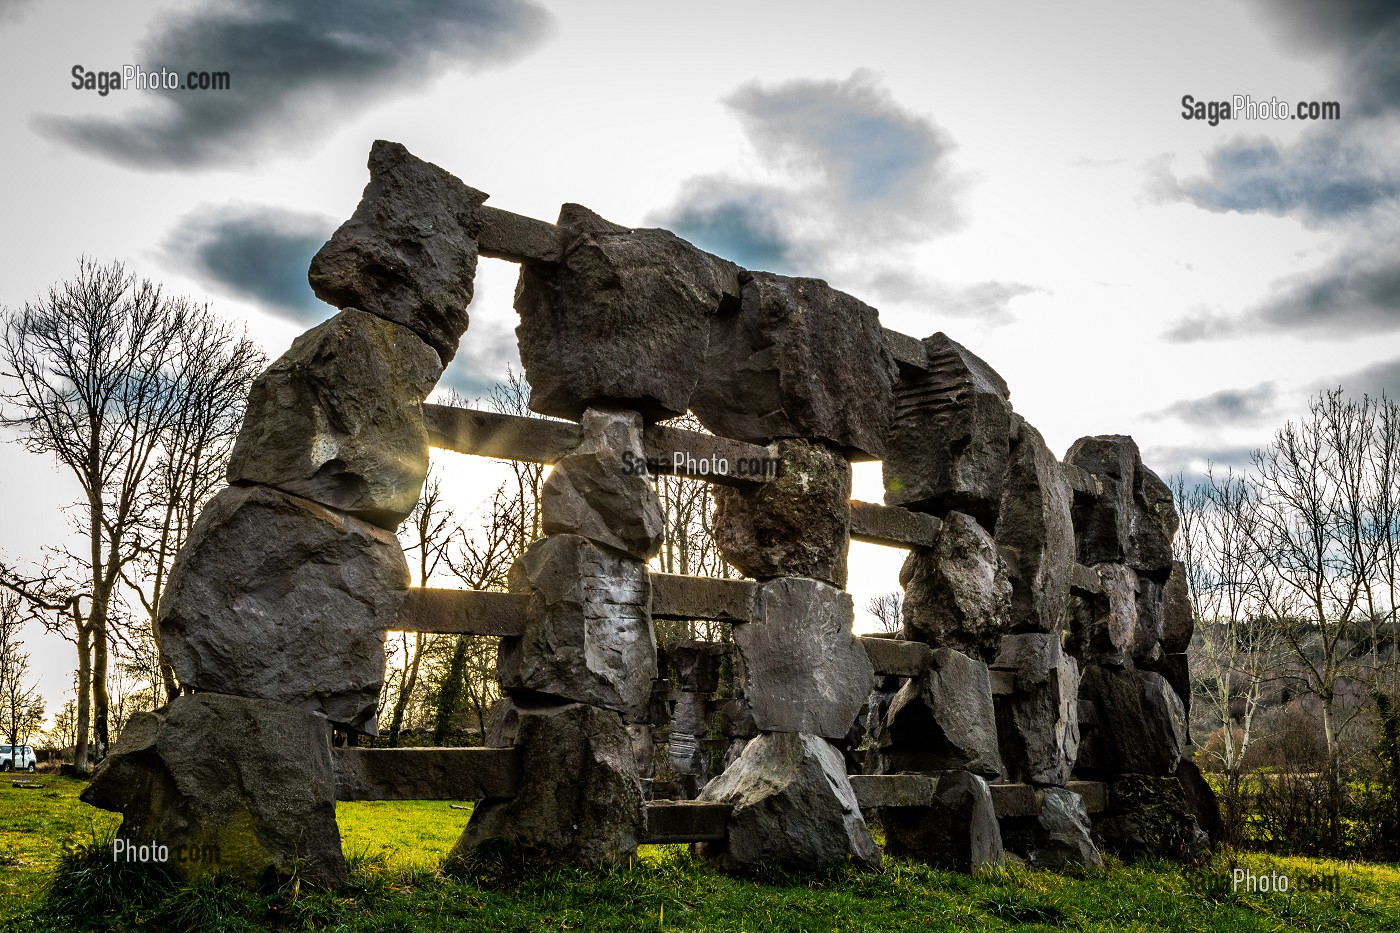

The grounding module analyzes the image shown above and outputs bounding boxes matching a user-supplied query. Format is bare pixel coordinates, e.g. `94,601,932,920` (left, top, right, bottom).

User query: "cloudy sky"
1,0,1397,717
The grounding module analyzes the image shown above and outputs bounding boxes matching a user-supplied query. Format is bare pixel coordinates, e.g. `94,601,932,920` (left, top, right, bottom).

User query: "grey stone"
1174,758,1222,846
1139,669,1188,761
1074,666,1180,777
1162,561,1194,653
882,333,1012,523
626,724,656,782
714,440,850,587
1096,774,1203,861
689,271,898,459
1030,787,1103,868
733,578,874,739
992,634,1080,786
900,511,1012,660
82,694,344,888
541,407,664,559
672,690,709,737
499,534,656,722
664,641,731,694
695,731,881,873
880,648,1003,778
1133,574,1167,665
1065,435,1178,579
996,417,1076,634
308,140,487,363
1072,563,1138,665
158,485,406,733
514,204,741,421
883,770,1005,871
1133,463,1178,578
450,701,644,867
227,308,442,529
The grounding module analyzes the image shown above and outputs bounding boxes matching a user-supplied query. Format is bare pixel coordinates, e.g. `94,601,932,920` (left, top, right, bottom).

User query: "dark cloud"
163,204,334,325
1141,444,1261,493
438,313,522,401
665,183,797,272
1331,355,1400,399
35,0,551,170
1149,382,1279,427
866,269,1042,325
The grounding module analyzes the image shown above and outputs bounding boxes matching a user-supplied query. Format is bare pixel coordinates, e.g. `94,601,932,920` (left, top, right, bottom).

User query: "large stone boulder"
694,731,880,873
499,534,657,721
1065,435,1177,580
900,511,1012,660
1074,666,1182,777
1023,787,1103,869
1162,561,1194,654
689,271,897,459
713,439,850,587
1073,563,1162,665
996,416,1076,634
663,640,731,694
732,578,874,739
882,770,1005,871
309,140,487,363
158,485,406,733
514,204,741,421
450,700,645,867
226,308,442,529
541,407,664,559
880,648,1003,778
1095,774,1204,861
82,694,344,888
883,333,1012,524
992,633,1080,786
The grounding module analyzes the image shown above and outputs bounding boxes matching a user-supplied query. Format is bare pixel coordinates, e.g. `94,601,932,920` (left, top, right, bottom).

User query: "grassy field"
2,775,1397,932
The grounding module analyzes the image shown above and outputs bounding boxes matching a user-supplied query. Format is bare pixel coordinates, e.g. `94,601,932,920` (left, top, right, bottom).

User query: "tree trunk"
432,636,469,745
74,622,91,776
387,633,425,747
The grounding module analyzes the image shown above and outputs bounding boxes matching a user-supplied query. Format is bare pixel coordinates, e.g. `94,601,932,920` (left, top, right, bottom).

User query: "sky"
1,0,1397,724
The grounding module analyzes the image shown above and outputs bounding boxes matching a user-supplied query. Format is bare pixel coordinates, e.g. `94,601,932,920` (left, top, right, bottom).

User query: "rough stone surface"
900,511,1012,660
689,271,898,459
1162,561,1194,653
514,204,740,421
499,534,656,721
159,485,406,732
996,416,1076,633
883,770,1005,871
993,634,1081,786
1074,666,1181,777
1139,669,1188,761
1031,787,1103,868
880,648,1003,778
695,732,881,873
309,140,487,363
451,701,644,867
1096,774,1203,861
541,407,664,559
883,333,1013,523
1072,563,1141,665
227,308,442,529
1174,758,1222,847
734,578,874,739
714,439,850,587
1065,435,1178,579
664,641,731,694
82,694,344,887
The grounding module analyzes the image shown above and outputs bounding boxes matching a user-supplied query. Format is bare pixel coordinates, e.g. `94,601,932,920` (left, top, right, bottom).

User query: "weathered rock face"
308,140,487,363
663,641,730,694
1074,666,1181,777
1139,669,1188,760
1174,758,1222,847
451,701,644,867
900,511,1012,660
1065,435,1177,580
227,309,442,529
695,731,881,873
733,577,874,739
1162,561,1194,654
1073,563,1159,665
82,694,344,888
714,439,851,587
883,770,1005,871
1133,464,1178,578
996,417,1076,634
883,333,1012,523
541,407,664,559
514,204,741,421
1095,774,1204,861
993,634,1080,786
1027,787,1103,868
499,534,656,722
689,271,897,459
880,648,1003,778
158,485,406,733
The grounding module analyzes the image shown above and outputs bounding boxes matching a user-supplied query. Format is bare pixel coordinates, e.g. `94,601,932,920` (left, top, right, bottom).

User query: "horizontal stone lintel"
882,327,928,371
642,800,732,843
397,588,529,636
1069,562,1104,595
850,501,942,549
476,205,562,264
651,573,755,622
333,747,520,801
1063,462,1099,498
850,774,1105,817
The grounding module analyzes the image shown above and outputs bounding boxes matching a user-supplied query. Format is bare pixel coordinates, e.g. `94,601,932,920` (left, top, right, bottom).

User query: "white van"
0,745,36,772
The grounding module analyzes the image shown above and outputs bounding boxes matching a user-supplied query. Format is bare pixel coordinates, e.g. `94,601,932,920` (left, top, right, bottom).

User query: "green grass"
2,775,1398,932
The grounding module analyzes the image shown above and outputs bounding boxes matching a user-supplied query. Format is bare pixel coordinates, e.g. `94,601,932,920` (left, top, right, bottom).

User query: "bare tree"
866,591,904,636
0,593,45,748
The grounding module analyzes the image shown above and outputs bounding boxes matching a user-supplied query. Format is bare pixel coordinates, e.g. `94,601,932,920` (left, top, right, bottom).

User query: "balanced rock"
689,271,897,459
451,700,644,867
883,333,1012,523
542,407,664,559
499,534,656,721
733,577,874,739
1073,563,1160,665
159,485,406,732
882,770,1005,871
996,416,1076,633
880,647,1003,778
514,204,740,421
1065,435,1177,579
900,511,1011,660
309,140,487,363
992,633,1080,786
695,731,881,873
227,308,442,529
82,694,344,887
714,439,850,587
